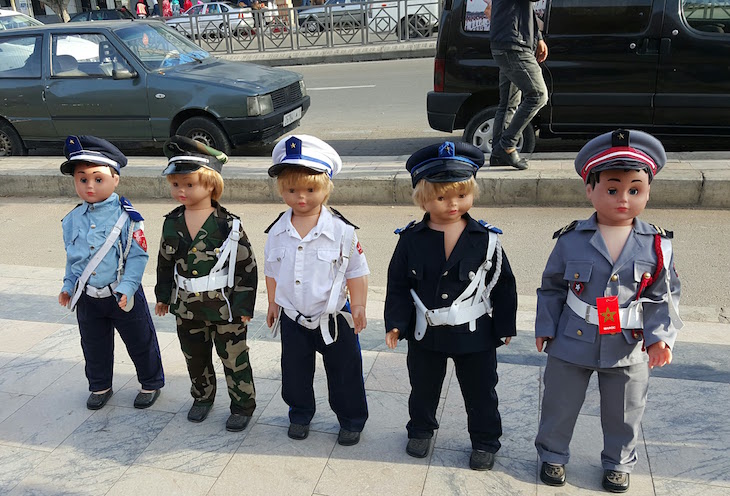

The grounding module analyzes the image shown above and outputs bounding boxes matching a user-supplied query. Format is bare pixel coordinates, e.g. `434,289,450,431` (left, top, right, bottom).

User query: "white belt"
84,282,118,299
282,307,355,346
174,270,230,293
566,291,644,329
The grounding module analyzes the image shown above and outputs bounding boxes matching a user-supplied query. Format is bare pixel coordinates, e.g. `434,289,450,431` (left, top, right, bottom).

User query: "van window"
683,0,730,35
548,0,652,35
463,0,546,33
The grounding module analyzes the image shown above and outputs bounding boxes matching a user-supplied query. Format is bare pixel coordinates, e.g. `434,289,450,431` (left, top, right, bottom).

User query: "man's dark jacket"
490,0,543,52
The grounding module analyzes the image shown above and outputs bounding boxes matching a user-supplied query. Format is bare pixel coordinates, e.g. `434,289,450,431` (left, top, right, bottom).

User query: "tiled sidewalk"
0,265,728,495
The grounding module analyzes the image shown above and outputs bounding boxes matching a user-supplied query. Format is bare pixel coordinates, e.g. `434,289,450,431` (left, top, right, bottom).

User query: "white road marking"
307,85,376,91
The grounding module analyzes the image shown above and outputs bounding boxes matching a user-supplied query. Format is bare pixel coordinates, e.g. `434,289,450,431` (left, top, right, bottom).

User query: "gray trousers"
535,355,649,472
491,48,548,150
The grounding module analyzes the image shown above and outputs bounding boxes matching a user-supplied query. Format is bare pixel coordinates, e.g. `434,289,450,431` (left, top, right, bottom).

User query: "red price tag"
597,296,621,335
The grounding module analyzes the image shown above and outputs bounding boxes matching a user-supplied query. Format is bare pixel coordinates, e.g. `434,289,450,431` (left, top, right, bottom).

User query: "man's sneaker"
405,438,431,458
225,413,251,432
469,449,495,471
491,144,529,170
337,428,361,446
540,462,566,486
187,401,213,423
288,423,309,440
602,470,629,493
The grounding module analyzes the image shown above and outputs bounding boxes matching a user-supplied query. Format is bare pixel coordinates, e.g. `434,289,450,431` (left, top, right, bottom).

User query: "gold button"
441,293,448,299
574,273,580,279
90,224,96,229
192,270,198,276
215,248,220,254
643,272,651,279
195,292,200,296
92,271,96,276
577,330,583,336
611,274,618,281
191,247,197,252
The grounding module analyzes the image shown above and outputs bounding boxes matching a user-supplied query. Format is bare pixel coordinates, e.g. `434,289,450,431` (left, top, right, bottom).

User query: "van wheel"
177,117,232,156
463,107,535,155
0,121,27,157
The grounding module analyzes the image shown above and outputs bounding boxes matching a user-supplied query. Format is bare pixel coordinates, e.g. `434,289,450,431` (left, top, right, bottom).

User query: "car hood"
162,57,301,94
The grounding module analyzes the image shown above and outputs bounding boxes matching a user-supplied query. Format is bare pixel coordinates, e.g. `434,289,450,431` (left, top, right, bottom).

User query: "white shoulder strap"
659,237,683,330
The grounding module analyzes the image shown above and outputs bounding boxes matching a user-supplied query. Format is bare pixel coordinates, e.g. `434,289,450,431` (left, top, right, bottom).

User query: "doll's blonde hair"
166,167,224,201
276,167,334,203
412,177,479,209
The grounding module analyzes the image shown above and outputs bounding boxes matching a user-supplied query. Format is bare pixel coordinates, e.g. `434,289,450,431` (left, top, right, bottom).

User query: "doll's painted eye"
187,183,193,188
459,194,466,199
607,189,617,195
436,196,444,201
172,182,178,187
629,188,639,195
79,178,87,183
307,188,314,193
95,177,103,183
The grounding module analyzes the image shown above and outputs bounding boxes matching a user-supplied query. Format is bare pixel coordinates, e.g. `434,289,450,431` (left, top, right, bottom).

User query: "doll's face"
423,189,474,225
281,184,328,217
168,172,213,209
73,163,119,204
586,169,650,226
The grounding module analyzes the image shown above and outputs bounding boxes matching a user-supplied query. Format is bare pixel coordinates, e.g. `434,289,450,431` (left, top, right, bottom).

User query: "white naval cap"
268,134,342,178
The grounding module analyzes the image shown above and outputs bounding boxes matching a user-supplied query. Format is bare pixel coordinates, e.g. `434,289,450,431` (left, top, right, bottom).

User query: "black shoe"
133,390,160,409
288,423,309,440
337,428,361,446
540,462,566,487
469,449,495,471
602,470,629,493
406,438,431,458
86,389,113,410
187,401,213,423
491,144,529,170
489,154,508,166
225,413,252,432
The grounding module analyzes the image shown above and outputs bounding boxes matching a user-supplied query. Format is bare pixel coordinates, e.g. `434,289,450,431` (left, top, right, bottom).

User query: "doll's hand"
241,316,251,324
351,305,366,334
155,302,169,317
502,337,512,345
117,294,128,310
647,341,673,369
58,291,70,307
536,337,550,352
386,329,399,349
266,302,280,328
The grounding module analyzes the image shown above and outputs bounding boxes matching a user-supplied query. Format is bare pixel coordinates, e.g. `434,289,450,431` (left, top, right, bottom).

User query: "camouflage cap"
161,135,228,176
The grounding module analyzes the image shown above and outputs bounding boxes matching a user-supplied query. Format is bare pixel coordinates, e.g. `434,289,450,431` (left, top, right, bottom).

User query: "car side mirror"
112,67,137,79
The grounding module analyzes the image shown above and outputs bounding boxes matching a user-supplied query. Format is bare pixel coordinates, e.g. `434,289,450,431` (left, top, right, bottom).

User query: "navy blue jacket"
490,0,543,52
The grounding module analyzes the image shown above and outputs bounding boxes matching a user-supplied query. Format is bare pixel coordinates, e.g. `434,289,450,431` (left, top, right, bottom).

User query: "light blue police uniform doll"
534,130,682,493
59,136,164,411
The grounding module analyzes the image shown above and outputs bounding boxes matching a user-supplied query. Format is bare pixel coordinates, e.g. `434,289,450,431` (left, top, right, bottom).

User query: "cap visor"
161,162,204,176
268,162,326,177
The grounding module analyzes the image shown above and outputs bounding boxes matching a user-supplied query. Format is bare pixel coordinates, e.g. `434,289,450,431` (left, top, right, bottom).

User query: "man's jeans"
491,49,548,151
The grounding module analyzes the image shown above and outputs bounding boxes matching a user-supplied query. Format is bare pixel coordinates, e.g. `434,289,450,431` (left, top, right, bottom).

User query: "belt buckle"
584,306,592,323
425,311,435,327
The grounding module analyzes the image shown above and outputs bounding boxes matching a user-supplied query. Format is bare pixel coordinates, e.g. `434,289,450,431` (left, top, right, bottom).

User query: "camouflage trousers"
176,317,256,415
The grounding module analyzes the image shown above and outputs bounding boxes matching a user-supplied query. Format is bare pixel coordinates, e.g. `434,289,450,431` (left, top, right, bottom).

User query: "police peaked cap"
161,135,228,176
268,134,342,178
406,141,484,187
575,129,667,183
60,135,128,175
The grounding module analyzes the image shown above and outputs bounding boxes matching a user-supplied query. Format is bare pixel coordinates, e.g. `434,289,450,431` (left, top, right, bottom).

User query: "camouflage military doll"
154,136,258,432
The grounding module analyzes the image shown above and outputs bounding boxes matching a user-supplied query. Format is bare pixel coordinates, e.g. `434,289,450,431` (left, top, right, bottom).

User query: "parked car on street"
0,20,309,156
428,0,730,154
0,9,43,30
69,8,137,22
166,2,255,38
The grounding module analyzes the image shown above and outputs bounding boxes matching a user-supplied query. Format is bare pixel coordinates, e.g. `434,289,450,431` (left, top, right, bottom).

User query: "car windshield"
115,22,210,70
0,13,44,30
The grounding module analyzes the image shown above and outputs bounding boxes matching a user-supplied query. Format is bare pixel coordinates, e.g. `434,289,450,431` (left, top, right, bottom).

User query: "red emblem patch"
133,229,147,252
571,281,584,296
356,241,363,255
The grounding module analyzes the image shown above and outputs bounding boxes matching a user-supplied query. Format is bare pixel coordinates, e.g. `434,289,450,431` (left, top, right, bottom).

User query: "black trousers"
280,311,368,432
406,340,502,452
76,286,164,392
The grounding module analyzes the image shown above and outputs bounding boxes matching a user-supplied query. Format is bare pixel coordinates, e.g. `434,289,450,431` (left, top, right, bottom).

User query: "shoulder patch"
649,223,673,239
329,207,359,229
120,197,144,222
394,220,416,235
478,220,503,234
553,220,578,239
264,211,286,234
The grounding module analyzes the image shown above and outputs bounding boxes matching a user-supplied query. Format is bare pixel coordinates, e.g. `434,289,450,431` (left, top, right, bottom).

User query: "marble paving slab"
106,466,217,496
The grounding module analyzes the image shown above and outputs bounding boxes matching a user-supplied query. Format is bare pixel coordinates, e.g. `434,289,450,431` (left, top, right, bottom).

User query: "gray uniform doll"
534,130,682,493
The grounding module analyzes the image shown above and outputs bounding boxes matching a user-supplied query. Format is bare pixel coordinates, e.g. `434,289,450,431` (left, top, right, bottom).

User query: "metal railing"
165,0,441,54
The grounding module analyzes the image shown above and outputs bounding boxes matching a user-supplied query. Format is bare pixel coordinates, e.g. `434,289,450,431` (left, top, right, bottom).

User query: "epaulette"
61,203,83,222
329,207,359,229
394,220,416,235
120,196,144,222
478,220,503,234
164,204,185,218
553,220,578,239
649,223,673,239
264,211,286,233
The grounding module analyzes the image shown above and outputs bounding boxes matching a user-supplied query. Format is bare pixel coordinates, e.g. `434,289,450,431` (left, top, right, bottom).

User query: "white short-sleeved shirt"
264,207,369,317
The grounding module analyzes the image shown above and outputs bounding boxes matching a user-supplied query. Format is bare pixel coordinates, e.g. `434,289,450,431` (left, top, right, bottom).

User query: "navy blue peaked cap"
406,141,484,187
60,135,128,175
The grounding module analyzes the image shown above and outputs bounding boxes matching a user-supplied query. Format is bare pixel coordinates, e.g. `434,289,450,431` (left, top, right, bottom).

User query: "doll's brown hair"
412,177,479,209
276,167,334,203
166,167,224,201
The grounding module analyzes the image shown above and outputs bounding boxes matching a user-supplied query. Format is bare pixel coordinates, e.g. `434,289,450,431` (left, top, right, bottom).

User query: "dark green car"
0,20,309,155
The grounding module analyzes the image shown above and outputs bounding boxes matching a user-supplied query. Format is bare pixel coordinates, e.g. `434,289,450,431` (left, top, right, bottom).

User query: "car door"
653,0,730,133
43,31,152,139
544,0,662,132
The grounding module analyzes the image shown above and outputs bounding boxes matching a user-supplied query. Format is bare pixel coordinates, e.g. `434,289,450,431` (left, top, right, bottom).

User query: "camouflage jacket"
155,201,257,322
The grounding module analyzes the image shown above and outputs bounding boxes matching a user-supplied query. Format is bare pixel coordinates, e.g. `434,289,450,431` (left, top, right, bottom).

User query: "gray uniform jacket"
535,213,681,369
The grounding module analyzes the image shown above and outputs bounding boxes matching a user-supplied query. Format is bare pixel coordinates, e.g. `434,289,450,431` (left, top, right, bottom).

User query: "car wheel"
463,107,535,155
177,117,232,156
400,15,430,40
0,121,27,157
301,16,322,33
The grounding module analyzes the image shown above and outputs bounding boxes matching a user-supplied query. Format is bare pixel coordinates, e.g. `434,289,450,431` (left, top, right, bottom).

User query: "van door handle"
635,38,659,55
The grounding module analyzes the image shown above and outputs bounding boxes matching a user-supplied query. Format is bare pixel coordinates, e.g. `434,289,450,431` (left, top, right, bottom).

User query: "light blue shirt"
61,193,148,298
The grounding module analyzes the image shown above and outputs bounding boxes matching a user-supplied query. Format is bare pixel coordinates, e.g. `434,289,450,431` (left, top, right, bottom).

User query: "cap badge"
438,141,455,158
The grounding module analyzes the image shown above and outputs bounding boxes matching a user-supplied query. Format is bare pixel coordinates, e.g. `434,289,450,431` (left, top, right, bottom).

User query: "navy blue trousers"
280,311,368,432
406,341,502,452
76,286,164,392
